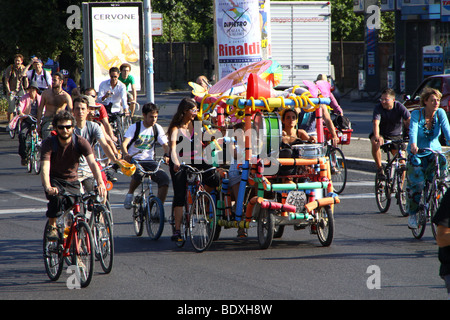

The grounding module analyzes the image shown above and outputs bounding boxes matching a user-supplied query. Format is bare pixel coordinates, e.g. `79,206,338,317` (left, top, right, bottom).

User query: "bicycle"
108,111,132,148
24,116,41,174
325,138,348,194
83,188,114,274
375,140,408,215
410,148,449,240
43,191,95,288
171,164,217,253
131,158,165,240
8,93,21,139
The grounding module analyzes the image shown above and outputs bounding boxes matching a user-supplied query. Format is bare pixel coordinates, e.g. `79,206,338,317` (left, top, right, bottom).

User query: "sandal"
120,33,138,63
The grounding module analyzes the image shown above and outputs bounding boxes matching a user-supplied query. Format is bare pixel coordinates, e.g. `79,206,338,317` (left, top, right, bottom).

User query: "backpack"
127,121,159,150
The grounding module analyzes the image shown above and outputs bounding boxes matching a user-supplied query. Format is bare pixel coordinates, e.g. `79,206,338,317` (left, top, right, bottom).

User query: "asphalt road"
0,94,448,302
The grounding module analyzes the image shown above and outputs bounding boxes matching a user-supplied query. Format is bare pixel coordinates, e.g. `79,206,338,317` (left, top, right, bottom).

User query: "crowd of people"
5,55,450,295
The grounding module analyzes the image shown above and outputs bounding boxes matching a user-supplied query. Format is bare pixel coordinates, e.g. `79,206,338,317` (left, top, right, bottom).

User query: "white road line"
0,187,47,203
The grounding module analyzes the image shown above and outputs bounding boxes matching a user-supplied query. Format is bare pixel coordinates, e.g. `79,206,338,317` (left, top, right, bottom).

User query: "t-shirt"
119,74,135,91
63,78,77,95
432,189,450,277
74,121,104,169
124,121,168,161
40,134,93,181
372,101,410,137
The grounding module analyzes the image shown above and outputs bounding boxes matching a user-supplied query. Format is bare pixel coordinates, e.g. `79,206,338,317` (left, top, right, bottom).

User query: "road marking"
0,207,46,215
0,187,47,203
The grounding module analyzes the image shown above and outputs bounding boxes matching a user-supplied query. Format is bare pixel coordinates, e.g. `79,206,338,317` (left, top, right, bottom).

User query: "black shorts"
369,133,402,150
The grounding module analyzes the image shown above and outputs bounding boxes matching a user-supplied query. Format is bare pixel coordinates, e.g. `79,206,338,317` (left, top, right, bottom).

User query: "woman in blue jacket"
407,88,450,229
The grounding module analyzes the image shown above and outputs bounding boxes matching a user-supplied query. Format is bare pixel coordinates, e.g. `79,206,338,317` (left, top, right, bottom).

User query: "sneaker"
376,168,386,181
171,230,182,242
124,193,133,209
46,225,59,241
237,228,248,238
408,214,418,229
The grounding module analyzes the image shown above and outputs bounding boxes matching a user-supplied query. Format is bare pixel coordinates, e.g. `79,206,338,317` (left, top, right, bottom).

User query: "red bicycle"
43,191,94,288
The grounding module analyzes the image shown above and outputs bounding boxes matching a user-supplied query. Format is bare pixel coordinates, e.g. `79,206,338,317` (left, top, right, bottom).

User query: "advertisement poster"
215,0,262,79
88,2,143,93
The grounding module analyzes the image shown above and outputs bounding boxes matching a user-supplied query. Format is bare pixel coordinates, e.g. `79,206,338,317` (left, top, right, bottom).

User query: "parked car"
402,74,450,113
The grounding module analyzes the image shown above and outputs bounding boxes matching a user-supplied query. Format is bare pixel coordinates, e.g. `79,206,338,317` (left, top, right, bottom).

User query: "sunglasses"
57,125,73,130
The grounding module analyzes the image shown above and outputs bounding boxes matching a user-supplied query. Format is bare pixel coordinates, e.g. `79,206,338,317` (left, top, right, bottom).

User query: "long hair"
167,97,197,140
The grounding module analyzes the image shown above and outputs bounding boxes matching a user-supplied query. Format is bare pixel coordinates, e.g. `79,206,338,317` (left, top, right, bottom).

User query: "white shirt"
124,122,168,161
26,69,52,90
97,79,128,112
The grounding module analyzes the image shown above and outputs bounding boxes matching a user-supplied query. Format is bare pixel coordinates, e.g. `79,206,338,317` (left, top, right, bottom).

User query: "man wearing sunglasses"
97,67,128,115
40,110,107,240
370,88,410,180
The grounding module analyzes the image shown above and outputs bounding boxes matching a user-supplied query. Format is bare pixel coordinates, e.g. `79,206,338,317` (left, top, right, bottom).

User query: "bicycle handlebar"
134,158,166,176
176,163,216,176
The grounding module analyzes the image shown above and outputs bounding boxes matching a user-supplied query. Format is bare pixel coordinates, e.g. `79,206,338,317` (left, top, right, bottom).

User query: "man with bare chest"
37,72,73,139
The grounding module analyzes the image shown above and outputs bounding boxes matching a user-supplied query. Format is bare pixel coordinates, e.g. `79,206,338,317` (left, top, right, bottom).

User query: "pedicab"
190,61,340,249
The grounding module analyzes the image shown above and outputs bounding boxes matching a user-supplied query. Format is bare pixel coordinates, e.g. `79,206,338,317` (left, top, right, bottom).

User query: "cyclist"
97,67,128,115
118,63,137,117
406,88,450,229
4,54,28,124
84,87,117,144
40,110,106,240
72,96,118,192
37,72,73,140
432,189,450,297
17,80,41,165
168,97,219,241
122,103,170,209
370,88,410,180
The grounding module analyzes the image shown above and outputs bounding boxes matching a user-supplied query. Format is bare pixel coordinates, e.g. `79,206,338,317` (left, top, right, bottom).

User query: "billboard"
215,0,263,79
83,2,144,94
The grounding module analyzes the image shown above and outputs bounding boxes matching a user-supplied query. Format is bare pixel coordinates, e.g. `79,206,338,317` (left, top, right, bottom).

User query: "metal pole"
144,0,154,103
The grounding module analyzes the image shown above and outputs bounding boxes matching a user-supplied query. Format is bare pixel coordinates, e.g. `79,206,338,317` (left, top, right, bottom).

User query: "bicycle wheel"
375,166,391,213
72,220,94,288
330,147,347,194
257,207,274,249
96,208,114,274
25,133,33,173
32,139,41,174
316,205,335,246
132,195,145,236
412,206,427,239
430,183,448,240
9,125,16,139
396,169,408,217
146,196,165,240
189,191,216,252
43,222,63,281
